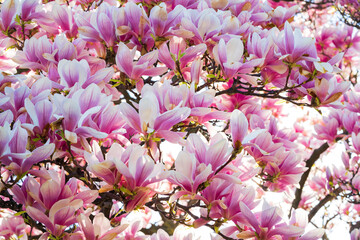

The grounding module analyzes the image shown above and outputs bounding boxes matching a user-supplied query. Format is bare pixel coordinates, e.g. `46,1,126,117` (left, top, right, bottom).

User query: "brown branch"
350,220,360,232
308,187,342,221
290,142,330,214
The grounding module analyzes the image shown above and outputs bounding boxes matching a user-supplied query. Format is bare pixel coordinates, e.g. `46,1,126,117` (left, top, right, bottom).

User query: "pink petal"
239,202,260,232
154,106,190,131
230,109,248,147
26,206,54,232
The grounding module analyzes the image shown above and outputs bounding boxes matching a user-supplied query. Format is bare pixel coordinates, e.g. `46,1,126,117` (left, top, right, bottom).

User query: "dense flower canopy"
0,0,360,239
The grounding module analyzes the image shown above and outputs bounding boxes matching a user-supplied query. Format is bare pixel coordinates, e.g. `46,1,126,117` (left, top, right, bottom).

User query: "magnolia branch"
308,187,343,221
290,142,330,213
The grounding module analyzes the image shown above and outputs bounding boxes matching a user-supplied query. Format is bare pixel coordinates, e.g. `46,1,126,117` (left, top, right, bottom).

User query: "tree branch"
290,142,330,214
308,187,342,221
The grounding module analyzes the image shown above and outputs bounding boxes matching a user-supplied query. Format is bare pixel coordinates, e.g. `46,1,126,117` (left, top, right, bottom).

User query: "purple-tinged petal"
77,214,95,240
260,207,282,228
86,68,114,87
52,4,71,31
35,100,53,130
192,164,212,191
149,3,167,36
239,202,261,232
97,13,115,47
75,127,107,139
284,21,294,54
9,121,28,154
154,106,190,131
21,143,55,173
26,206,54,232
157,130,186,144
40,179,61,209
119,102,141,133
299,229,325,240
186,134,207,161
230,109,248,147
116,43,135,77
143,67,168,77
269,225,304,238
137,50,158,66
74,190,98,205
158,41,176,69
100,224,128,240
54,206,76,226
0,0,18,31
0,110,13,126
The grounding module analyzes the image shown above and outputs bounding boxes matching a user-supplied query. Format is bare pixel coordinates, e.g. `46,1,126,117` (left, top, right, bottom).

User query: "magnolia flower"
0,121,54,175
77,213,128,240
119,93,190,144
213,38,263,81
0,215,28,240
169,151,212,195
116,43,167,91
275,21,317,63
238,202,305,239
0,0,18,32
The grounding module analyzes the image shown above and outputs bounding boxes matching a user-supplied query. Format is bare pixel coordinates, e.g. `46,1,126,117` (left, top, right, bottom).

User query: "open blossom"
149,3,185,37
307,77,350,106
119,92,190,144
75,2,120,47
200,179,258,222
84,142,128,185
116,43,167,90
169,150,212,195
238,202,305,239
0,0,18,32
0,121,55,175
0,0,358,238
77,213,128,240
158,36,206,71
213,38,263,81
176,8,221,43
114,146,167,211
115,151,167,191
51,4,78,38
275,21,317,63
10,169,98,237
185,133,232,173
0,215,28,240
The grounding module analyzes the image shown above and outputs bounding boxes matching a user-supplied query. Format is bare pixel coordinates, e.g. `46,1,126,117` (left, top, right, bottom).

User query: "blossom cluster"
0,0,359,239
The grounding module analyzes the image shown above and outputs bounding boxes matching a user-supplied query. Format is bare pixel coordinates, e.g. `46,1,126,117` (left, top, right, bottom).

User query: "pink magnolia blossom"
116,43,167,90
238,202,305,239
52,4,78,38
200,179,258,222
176,8,221,43
169,150,212,194
115,150,166,192
213,38,263,82
77,213,128,240
26,198,84,237
0,121,54,175
307,77,350,106
275,21,317,63
149,3,185,37
0,0,18,32
119,92,190,144
158,37,206,71
0,215,28,240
